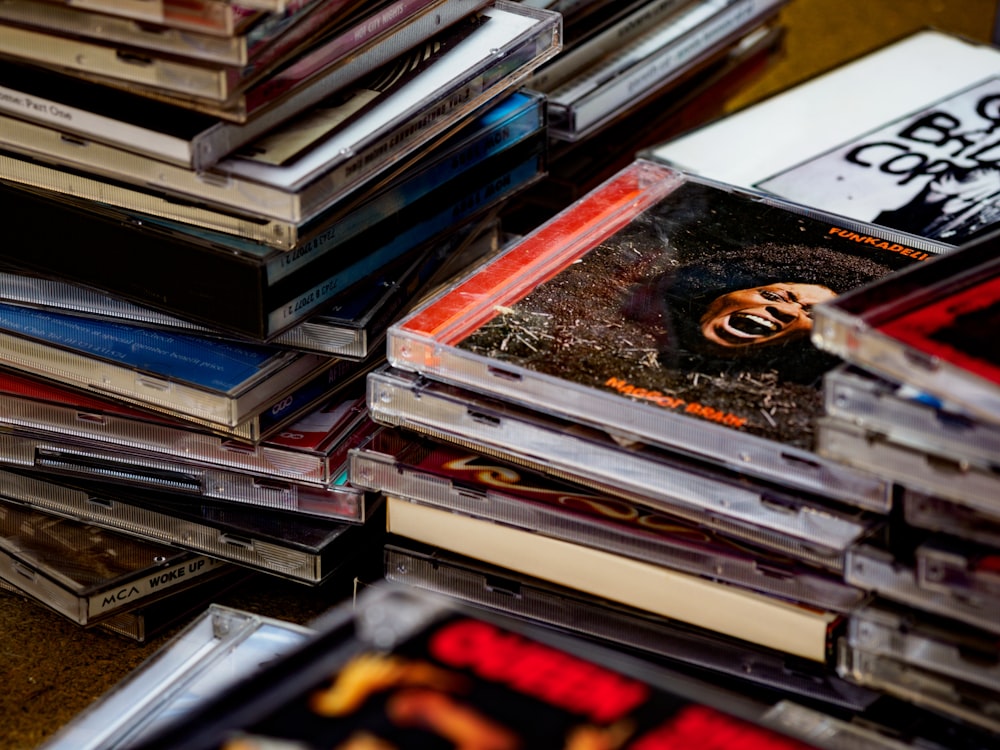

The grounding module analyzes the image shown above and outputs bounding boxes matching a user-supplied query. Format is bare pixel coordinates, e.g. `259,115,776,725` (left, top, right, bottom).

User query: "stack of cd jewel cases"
346,157,1000,746
635,30,1000,739
806,228,1000,736
0,0,562,627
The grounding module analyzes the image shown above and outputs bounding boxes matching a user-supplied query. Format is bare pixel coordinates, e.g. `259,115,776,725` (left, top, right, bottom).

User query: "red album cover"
878,273,1000,386
134,587,821,749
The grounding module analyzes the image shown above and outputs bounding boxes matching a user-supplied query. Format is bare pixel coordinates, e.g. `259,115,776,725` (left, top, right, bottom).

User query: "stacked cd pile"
805,230,1000,737
503,0,790,230
0,0,560,637
349,157,1000,747
642,27,1000,740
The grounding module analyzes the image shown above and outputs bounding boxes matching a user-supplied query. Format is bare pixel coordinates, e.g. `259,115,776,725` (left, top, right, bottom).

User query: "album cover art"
757,77,1000,243
443,172,929,448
